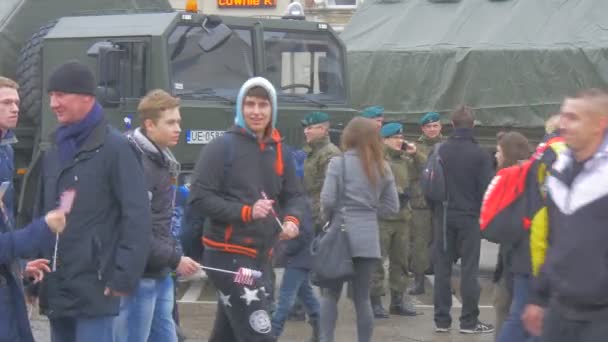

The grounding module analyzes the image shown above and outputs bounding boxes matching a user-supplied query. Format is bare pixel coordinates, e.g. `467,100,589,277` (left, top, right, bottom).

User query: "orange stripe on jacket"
202,237,258,258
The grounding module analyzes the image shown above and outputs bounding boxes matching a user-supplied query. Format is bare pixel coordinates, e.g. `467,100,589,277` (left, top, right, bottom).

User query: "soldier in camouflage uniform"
302,111,341,233
370,122,422,318
408,112,443,295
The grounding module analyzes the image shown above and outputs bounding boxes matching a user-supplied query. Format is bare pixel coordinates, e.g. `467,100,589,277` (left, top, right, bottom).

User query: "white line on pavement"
426,275,462,308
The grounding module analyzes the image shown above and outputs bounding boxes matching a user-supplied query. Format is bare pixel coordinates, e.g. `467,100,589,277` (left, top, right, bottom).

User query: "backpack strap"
221,133,235,189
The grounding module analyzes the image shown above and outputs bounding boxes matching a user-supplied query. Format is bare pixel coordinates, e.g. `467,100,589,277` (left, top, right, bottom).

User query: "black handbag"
310,155,354,287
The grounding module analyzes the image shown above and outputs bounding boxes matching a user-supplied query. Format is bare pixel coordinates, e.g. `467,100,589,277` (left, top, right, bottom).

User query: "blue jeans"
271,267,320,337
114,274,178,342
50,316,116,342
498,273,537,342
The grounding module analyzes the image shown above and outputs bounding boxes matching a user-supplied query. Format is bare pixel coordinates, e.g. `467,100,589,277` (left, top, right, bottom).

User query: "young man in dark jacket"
189,77,303,342
31,61,151,341
0,76,69,342
433,106,494,334
523,89,608,342
115,89,200,341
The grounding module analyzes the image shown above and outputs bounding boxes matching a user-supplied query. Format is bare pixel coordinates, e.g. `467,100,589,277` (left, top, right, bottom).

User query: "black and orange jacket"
189,127,304,260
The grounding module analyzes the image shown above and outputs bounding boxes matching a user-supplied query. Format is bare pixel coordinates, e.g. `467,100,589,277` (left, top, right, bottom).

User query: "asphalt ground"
31,241,499,342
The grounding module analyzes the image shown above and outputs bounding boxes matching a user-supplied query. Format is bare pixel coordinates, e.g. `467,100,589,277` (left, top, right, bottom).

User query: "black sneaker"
459,321,495,334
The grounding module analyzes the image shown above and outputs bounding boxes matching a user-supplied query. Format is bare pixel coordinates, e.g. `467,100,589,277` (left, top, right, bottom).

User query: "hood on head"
234,77,278,135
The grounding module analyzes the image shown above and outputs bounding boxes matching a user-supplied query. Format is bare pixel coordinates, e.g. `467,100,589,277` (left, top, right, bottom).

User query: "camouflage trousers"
370,219,411,297
410,209,433,275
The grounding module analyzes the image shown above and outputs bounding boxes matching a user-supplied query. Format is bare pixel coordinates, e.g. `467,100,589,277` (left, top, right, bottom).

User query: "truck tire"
16,21,57,125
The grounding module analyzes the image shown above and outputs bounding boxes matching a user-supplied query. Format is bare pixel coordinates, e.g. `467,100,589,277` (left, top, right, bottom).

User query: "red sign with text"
217,0,277,8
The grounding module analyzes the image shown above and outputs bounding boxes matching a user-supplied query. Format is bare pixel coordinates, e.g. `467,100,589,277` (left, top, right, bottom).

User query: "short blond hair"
137,89,180,124
544,114,561,134
0,77,19,90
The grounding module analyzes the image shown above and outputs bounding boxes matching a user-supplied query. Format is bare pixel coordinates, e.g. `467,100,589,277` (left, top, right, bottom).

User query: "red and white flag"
59,189,76,214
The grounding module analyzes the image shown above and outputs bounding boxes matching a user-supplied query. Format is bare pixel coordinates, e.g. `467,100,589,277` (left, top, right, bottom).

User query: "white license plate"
186,130,225,144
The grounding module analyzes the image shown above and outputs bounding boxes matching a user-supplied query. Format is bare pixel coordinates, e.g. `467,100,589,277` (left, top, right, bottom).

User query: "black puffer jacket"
128,128,182,278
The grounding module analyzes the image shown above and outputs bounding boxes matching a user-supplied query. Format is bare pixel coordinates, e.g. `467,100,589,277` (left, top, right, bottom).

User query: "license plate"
186,130,225,144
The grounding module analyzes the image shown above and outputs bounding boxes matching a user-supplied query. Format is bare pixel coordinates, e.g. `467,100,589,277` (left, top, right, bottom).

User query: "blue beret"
380,122,403,138
301,111,330,127
420,112,441,126
360,105,384,118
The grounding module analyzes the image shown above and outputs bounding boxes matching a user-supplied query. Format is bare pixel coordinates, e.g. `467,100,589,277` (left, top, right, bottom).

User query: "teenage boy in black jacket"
115,89,200,342
189,77,304,342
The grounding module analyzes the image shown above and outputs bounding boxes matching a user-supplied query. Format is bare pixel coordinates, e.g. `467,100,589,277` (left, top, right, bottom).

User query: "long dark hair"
497,131,531,169
340,117,386,186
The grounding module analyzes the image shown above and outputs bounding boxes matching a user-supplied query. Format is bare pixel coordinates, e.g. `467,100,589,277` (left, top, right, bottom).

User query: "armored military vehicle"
342,0,608,146
0,0,353,195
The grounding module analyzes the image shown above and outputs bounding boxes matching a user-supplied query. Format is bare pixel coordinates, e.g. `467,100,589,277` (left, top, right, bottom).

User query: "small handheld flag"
199,265,262,286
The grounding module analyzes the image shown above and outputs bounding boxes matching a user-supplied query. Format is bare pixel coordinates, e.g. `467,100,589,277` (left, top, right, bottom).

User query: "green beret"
420,112,441,126
360,105,384,118
380,122,403,138
301,111,330,127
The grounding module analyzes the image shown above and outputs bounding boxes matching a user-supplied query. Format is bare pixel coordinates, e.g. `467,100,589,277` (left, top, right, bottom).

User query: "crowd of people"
0,59,607,342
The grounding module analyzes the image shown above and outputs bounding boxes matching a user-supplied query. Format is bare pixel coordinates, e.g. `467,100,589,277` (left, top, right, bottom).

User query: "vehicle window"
264,30,346,104
168,25,253,99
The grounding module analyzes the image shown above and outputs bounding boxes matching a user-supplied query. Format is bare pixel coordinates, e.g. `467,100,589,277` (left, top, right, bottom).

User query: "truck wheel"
16,21,57,125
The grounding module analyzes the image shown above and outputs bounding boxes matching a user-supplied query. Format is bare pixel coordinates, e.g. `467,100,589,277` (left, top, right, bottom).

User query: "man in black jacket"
189,77,303,342
32,61,151,342
115,89,200,341
433,106,494,334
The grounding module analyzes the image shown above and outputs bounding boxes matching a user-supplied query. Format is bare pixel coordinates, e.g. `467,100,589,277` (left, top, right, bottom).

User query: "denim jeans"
498,273,537,342
114,274,178,342
271,267,320,337
50,316,116,342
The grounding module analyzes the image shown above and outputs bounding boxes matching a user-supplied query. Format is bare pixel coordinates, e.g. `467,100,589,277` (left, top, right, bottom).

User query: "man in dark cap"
29,60,151,341
360,106,385,131
408,111,444,295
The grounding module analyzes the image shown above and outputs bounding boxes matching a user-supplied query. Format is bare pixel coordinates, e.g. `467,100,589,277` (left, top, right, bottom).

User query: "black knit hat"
47,60,96,96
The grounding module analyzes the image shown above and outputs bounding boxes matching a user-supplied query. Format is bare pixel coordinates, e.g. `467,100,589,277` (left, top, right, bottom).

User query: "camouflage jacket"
303,136,341,227
382,146,414,222
410,134,443,209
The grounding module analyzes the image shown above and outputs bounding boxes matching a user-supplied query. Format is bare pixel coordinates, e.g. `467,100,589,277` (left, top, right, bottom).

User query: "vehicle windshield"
168,24,254,100
264,30,346,104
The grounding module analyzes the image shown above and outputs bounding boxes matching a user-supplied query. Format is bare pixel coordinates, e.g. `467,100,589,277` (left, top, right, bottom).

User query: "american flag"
233,267,261,286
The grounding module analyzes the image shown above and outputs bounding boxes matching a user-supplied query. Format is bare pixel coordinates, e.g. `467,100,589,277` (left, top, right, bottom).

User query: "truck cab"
38,9,353,171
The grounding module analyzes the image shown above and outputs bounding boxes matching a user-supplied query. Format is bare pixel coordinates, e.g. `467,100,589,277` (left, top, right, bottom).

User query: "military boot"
308,315,321,342
389,291,418,316
408,274,426,295
370,296,389,319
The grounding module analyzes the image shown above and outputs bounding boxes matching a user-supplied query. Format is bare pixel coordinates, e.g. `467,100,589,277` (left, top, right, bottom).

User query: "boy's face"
145,107,182,148
0,87,19,131
243,96,272,137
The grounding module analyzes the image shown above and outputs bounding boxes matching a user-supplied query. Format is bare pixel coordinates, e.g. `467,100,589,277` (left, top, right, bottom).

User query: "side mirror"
198,17,232,52
95,45,125,107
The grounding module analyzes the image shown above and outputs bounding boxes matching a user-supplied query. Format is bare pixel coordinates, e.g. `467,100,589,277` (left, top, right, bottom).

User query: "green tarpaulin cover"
342,0,608,127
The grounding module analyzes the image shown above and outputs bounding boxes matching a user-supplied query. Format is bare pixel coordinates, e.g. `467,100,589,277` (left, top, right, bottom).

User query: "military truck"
0,0,354,201
342,0,608,147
